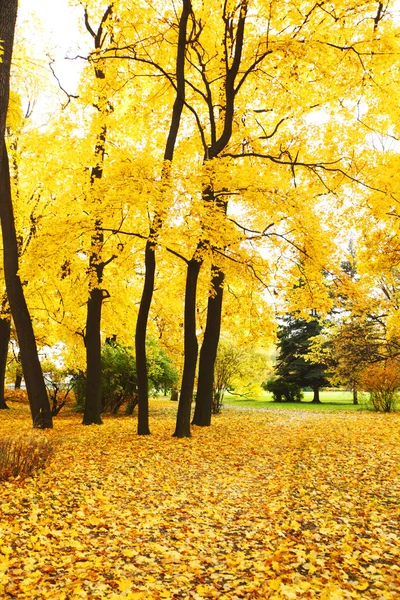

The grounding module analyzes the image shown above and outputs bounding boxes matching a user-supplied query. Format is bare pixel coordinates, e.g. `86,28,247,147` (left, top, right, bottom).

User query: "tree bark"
173,257,201,437
83,286,103,424
81,7,114,424
0,143,53,427
0,1,17,144
14,370,22,389
170,387,179,401
353,388,358,405
192,267,224,426
0,1,52,426
312,384,321,403
134,0,191,435
182,2,248,431
0,317,10,409
135,240,155,435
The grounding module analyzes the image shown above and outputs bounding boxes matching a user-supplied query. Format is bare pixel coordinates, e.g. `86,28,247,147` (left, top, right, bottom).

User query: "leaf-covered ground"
0,401,399,599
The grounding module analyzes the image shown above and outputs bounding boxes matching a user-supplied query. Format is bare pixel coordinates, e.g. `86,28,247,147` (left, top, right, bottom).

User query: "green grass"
223,389,366,411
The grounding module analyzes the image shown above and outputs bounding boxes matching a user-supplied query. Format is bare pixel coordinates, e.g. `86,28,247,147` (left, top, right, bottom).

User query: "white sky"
17,0,88,99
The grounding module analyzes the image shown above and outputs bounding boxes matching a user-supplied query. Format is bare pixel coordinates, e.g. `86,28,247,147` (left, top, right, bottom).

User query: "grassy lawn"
223,389,367,411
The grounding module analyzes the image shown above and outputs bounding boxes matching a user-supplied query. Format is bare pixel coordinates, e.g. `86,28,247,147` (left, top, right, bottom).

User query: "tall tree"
0,0,52,427
274,315,329,403
178,0,265,435
135,0,192,435
81,5,115,426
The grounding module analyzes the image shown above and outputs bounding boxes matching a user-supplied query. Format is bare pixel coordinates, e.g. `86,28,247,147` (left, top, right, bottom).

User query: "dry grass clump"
0,434,54,481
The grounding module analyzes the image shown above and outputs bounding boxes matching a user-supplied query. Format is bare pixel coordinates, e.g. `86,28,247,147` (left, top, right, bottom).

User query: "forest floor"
0,400,399,599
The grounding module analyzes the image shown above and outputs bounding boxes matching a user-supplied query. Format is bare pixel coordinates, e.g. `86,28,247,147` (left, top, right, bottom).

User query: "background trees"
272,316,329,403
1,0,400,427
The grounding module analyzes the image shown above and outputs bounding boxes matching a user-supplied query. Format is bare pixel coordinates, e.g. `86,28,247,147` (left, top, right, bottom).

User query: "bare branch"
48,58,78,109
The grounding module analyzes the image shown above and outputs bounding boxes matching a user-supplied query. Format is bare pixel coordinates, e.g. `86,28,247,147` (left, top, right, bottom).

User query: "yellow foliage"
0,401,399,598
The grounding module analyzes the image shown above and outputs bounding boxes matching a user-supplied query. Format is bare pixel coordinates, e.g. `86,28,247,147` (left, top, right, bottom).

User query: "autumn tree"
0,0,52,427
79,5,118,426
213,339,268,413
362,359,400,412
134,0,192,435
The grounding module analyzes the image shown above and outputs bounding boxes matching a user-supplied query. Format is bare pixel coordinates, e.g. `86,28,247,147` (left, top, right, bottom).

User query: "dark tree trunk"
0,143,53,428
81,9,115,425
14,371,22,389
180,2,247,432
0,1,51,427
353,388,358,405
0,1,17,143
170,387,179,401
134,0,191,434
135,240,154,435
0,317,10,409
192,267,224,426
312,384,321,403
83,287,103,425
173,257,201,438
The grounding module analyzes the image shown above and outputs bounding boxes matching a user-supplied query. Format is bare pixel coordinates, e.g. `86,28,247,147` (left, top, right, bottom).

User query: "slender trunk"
0,143,52,427
312,384,321,403
83,287,103,425
134,0,191,434
0,1,51,427
135,240,154,435
81,9,114,425
0,317,10,409
353,388,358,405
173,257,201,437
14,371,22,389
192,267,224,426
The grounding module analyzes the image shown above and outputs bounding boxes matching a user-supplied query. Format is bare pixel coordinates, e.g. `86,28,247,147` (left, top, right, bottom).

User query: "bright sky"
17,0,88,98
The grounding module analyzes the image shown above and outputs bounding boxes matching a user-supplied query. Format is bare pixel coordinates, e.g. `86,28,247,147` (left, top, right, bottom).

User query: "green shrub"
72,340,178,414
264,378,303,402
0,435,54,481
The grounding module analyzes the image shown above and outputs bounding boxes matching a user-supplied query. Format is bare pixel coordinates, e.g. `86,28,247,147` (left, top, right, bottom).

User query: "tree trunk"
0,1,51,427
0,317,10,409
312,384,321,403
135,240,154,435
192,267,224,426
0,1,17,143
353,388,358,405
83,287,103,425
170,387,179,401
14,371,22,389
0,143,53,428
134,0,190,435
81,8,115,426
173,257,201,438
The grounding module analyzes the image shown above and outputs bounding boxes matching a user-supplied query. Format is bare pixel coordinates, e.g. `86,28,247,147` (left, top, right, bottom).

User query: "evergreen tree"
274,315,329,403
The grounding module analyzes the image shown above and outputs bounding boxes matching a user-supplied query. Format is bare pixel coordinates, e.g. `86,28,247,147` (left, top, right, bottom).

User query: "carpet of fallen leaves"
0,401,399,600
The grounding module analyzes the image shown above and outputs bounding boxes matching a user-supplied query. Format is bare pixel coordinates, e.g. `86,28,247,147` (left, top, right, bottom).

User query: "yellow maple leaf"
269,578,281,591
117,577,132,592
353,581,369,591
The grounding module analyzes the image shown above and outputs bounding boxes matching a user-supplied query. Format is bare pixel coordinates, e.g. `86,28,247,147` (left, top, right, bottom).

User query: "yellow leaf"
269,578,281,591
353,581,369,591
117,578,132,592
